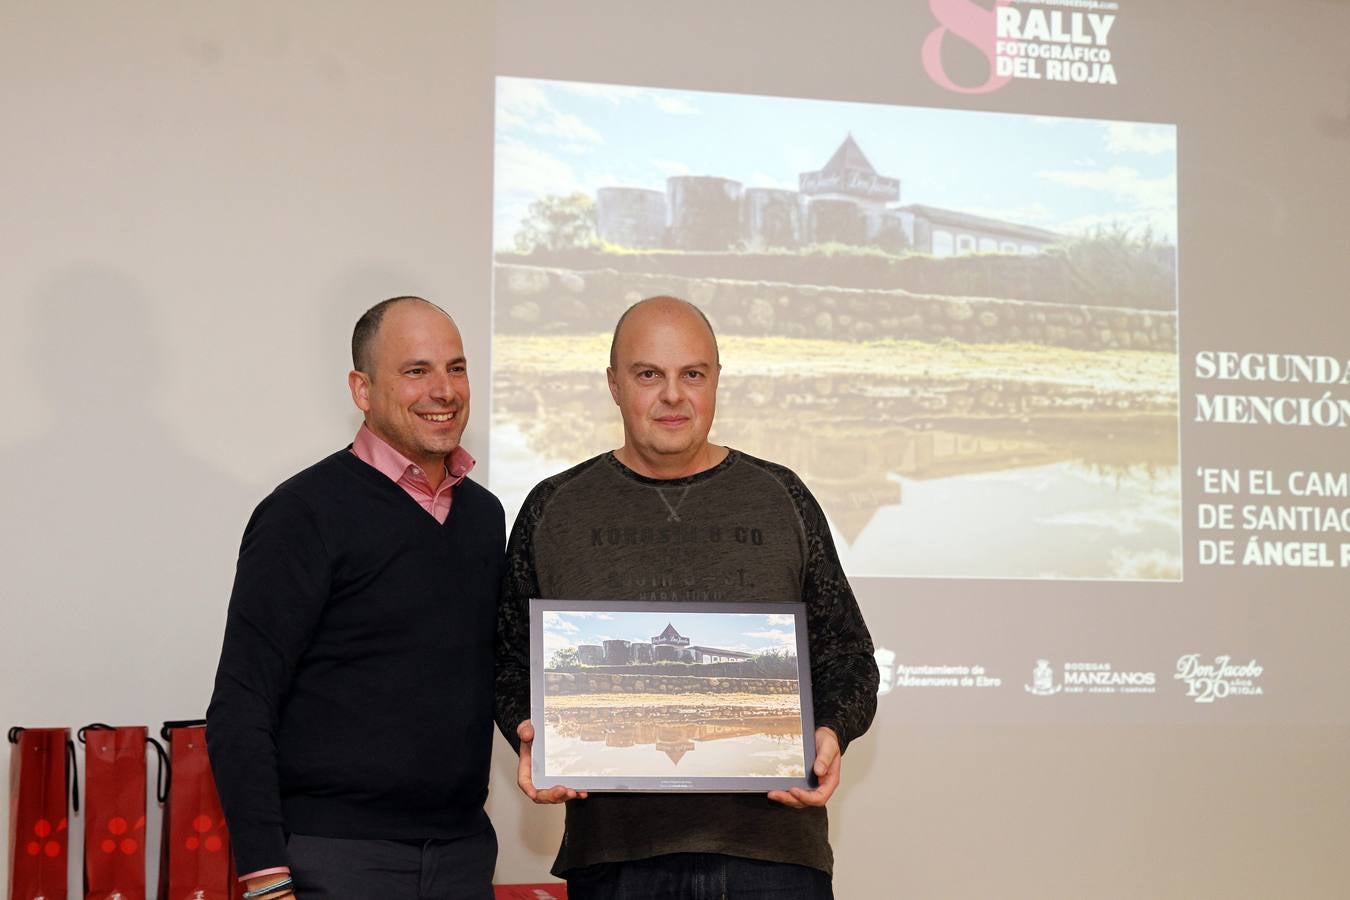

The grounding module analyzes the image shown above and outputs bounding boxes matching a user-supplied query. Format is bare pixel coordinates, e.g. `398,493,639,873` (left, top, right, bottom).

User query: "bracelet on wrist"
242,876,294,899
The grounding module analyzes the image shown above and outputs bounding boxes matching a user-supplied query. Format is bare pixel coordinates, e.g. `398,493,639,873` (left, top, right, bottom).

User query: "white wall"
0,0,514,888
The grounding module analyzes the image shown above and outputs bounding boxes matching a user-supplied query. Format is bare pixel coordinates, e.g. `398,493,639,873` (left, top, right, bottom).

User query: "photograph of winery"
492,77,1181,581
540,610,808,779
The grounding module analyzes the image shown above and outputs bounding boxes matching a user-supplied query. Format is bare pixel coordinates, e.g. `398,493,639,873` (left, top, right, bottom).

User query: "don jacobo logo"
1175,654,1264,703
922,0,1120,95
1024,659,1062,695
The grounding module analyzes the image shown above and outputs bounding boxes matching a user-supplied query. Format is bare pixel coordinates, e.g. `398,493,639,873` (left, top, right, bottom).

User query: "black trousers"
286,828,497,900
566,853,834,900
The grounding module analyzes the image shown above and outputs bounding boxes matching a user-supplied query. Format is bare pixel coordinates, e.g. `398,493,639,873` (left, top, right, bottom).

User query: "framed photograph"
529,598,817,792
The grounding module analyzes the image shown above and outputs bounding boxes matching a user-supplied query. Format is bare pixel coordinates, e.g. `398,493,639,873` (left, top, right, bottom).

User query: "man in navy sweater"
207,297,505,900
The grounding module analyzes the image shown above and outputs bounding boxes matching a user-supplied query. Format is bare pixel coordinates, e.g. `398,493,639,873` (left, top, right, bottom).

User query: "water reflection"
493,367,1181,579
544,709,804,777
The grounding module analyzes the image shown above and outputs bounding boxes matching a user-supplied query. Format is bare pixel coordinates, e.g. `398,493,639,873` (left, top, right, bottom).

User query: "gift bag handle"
67,735,80,812
77,722,115,743
160,718,207,742
147,735,171,803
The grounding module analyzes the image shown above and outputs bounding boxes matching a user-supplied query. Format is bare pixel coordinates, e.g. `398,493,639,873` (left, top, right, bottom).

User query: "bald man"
208,297,504,899
495,296,878,898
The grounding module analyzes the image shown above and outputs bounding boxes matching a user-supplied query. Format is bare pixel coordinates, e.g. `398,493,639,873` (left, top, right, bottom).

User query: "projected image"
539,609,806,779
492,77,1181,580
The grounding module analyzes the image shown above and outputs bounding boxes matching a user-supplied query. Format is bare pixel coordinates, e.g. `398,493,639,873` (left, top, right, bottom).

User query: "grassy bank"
495,333,1177,393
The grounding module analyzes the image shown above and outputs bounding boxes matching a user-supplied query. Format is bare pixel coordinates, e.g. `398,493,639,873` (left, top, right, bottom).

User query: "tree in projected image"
514,192,598,253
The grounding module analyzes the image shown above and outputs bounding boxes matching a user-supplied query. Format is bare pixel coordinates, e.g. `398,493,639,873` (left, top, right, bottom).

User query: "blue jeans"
565,852,833,900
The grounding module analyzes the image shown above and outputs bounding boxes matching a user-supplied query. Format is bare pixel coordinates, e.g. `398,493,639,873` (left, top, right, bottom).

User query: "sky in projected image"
493,76,1177,249
491,76,1181,581
542,610,798,658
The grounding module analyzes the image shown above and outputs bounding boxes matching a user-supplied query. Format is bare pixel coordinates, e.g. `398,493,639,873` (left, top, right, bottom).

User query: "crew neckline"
602,448,739,488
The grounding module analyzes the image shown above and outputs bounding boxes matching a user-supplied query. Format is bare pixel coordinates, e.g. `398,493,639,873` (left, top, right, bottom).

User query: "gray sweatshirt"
495,449,879,876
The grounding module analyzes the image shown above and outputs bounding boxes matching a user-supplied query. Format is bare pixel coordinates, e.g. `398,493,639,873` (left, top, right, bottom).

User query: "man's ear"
606,367,620,406
348,369,373,413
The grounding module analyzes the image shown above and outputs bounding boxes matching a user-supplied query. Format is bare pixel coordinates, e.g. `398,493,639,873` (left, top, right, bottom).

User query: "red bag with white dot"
7,726,77,900
156,721,243,900
79,724,166,900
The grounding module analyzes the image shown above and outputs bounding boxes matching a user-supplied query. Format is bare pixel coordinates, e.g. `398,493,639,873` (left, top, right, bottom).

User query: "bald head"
352,295,453,374
609,296,719,370
605,295,724,478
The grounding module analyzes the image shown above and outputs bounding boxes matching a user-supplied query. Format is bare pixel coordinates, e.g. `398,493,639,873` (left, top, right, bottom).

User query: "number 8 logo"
921,0,1014,95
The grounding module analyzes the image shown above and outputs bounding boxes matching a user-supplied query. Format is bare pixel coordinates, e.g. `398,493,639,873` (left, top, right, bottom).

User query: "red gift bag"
8,726,78,900
80,724,166,900
156,721,243,900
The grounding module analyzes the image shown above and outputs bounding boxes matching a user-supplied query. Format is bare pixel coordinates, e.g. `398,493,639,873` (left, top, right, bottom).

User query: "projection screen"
485,0,1350,894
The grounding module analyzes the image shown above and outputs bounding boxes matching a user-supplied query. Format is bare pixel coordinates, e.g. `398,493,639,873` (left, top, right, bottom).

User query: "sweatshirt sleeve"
494,480,552,753
783,472,879,754
206,488,332,876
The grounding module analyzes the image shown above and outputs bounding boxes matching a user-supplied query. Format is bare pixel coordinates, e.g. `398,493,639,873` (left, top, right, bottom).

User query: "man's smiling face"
349,299,470,469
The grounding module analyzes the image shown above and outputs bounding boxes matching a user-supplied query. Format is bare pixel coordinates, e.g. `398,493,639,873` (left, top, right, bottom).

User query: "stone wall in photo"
495,264,1177,352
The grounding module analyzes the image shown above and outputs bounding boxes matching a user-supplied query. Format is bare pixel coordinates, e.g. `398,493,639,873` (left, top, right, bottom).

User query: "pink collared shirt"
350,424,475,523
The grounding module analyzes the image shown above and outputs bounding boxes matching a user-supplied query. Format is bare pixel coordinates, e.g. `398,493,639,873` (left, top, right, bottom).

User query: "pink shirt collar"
350,424,475,522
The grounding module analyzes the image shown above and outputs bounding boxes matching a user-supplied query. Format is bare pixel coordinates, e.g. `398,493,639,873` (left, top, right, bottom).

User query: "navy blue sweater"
206,449,504,875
